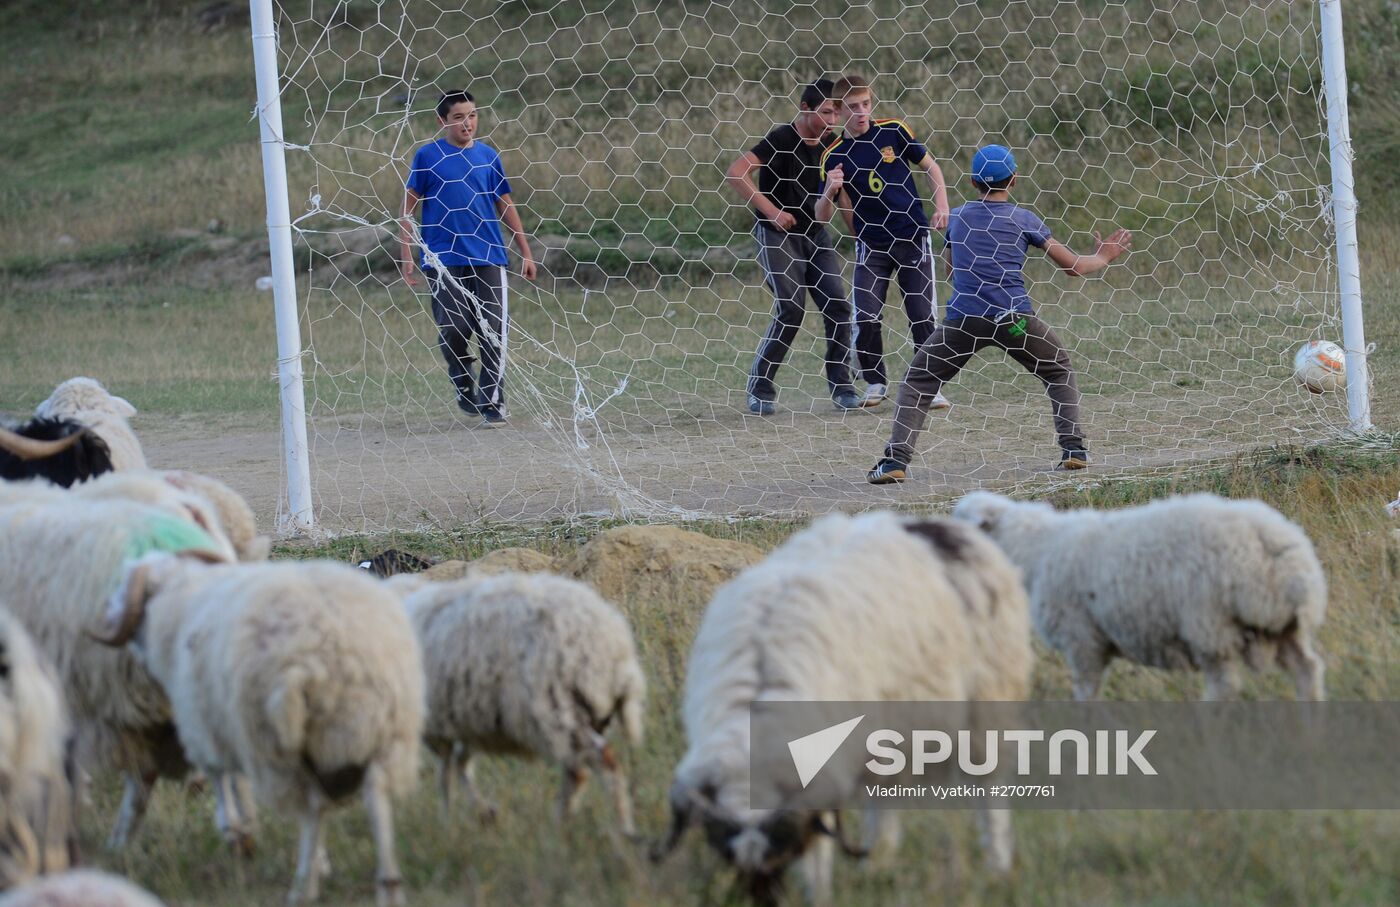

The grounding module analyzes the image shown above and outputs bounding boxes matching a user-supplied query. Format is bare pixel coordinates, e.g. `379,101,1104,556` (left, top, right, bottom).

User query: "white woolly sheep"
399,572,645,835
96,553,425,906
657,511,1032,906
0,611,75,889
34,378,145,472
0,499,235,852
76,471,269,563
951,491,1328,701
0,869,165,907
0,469,264,563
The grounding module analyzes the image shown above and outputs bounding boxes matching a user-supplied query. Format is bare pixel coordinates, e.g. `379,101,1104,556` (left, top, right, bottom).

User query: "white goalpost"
247,0,1371,534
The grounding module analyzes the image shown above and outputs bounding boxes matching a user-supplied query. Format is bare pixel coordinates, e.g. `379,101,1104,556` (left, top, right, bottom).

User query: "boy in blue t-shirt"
868,145,1132,483
816,74,951,410
401,90,536,427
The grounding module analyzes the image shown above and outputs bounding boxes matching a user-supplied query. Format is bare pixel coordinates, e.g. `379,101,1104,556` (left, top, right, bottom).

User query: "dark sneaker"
480,407,507,428
833,391,863,410
457,396,480,416
867,459,908,485
1057,449,1090,470
747,395,776,416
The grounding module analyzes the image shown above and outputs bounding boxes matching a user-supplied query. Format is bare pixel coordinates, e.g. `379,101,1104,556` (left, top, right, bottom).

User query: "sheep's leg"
1068,649,1108,701
364,764,405,907
214,772,256,856
558,763,589,821
1279,634,1327,701
436,742,462,819
1202,659,1242,701
862,807,901,870
232,775,259,833
107,771,155,851
977,805,1014,874
589,730,636,837
458,750,498,825
289,803,326,904
798,818,835,907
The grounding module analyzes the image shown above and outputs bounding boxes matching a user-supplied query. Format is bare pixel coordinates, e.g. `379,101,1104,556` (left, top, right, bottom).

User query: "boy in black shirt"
726,79,861,415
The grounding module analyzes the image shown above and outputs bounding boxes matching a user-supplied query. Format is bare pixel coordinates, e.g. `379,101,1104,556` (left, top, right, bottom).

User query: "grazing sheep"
951,491,1328,701
657,511,1032,906
0,470,264,564
33,379,144,472
96,553,425,906
400,572,645,835
0,500,235,851
81,471,269,563
0,419,113,487
0,869,164,907
0,611,76,889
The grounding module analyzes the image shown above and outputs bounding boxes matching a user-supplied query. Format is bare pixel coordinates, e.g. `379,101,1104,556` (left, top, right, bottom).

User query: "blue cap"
971,145,1017,184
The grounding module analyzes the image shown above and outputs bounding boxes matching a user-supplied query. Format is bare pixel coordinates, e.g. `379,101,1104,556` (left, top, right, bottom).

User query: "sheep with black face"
656,510,1032,906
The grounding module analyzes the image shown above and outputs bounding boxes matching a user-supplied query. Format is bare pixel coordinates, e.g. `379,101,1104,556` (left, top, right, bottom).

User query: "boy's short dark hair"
799,79,834,111
436,90,475,120
972,175,1014,193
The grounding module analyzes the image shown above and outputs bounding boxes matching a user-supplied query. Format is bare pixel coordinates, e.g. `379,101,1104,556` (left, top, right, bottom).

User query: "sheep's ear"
110,395,137,418
181,505,233,561
161,471,195,491
90,563,152,647
972,496,1009,533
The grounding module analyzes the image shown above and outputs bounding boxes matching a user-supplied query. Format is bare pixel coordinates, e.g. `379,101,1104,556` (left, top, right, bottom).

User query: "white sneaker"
930,391,952,410
861,383,888,408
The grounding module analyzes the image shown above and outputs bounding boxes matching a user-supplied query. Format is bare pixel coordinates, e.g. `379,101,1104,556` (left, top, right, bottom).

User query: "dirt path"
139,383,1332,537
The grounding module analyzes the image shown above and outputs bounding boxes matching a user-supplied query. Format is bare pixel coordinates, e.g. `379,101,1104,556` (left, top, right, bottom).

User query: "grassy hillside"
2,0,1398,267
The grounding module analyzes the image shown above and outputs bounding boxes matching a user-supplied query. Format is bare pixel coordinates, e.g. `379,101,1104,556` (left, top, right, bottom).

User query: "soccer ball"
1292,340,1346,394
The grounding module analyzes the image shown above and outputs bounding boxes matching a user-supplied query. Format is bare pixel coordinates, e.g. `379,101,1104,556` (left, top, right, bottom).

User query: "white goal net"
266,0,1355,531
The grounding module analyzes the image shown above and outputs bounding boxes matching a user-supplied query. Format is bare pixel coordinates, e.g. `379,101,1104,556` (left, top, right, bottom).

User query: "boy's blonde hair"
833,74,873,102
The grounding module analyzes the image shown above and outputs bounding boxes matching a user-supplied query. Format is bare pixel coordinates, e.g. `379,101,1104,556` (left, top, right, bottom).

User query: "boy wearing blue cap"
867,144,1132,482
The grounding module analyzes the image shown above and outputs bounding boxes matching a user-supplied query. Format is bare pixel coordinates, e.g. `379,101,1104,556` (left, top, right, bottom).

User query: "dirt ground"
138,379,1341,537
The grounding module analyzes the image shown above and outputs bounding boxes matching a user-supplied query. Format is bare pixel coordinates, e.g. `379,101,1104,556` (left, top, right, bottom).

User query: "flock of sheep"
0,378,1329,906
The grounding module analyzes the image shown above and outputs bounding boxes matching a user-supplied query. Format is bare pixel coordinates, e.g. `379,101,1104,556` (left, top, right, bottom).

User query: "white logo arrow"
788,715,864,789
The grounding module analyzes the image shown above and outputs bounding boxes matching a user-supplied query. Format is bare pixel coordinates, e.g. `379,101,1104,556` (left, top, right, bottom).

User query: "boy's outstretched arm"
496,194,537,280
915,154,950,231
400,188,422,286
1044,228,1133,277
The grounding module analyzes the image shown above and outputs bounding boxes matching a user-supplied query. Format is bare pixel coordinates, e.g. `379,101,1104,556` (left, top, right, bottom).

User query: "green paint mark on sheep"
125,513,221,561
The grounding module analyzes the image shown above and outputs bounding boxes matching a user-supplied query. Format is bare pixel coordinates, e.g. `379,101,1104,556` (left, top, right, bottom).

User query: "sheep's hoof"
376,876,405,907
231,831,256,860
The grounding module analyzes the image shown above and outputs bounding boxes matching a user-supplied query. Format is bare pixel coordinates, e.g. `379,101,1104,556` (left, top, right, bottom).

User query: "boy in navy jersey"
816,74,951,409
401,90,536,427
867,145,1132,483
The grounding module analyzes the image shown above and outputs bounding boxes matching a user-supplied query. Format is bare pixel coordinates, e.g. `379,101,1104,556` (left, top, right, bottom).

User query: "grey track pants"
884,313,1085,465
852,232,938,386
428,265,508,408
747,224,856,402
